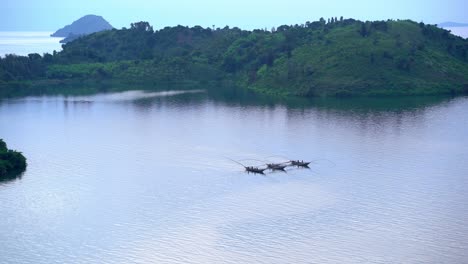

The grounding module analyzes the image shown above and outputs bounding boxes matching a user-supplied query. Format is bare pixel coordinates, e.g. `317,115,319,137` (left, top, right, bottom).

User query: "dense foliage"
0,139,27,177
1,19,468,96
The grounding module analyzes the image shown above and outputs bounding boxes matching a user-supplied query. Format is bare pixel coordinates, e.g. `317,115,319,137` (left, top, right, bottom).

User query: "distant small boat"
266,163,288,171
228,158,267,174
290,160,311,167
229,157,311,174
245,166,267,174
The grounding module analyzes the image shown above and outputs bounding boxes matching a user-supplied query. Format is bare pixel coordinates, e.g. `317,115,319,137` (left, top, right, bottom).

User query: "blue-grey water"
442,26,468,39
1,89,468,263
0,32,63,57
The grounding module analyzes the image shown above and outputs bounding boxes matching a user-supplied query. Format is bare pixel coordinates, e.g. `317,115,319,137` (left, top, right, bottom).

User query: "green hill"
1,19,468,97
253,20,468,96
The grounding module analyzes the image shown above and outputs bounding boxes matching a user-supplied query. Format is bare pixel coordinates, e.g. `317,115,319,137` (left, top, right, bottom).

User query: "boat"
290,160,311,167
228,158,267,174
245,166,267,174
266,163,288,171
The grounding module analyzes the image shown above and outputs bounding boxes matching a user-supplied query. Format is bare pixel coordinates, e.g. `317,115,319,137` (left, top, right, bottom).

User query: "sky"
1,0,467,31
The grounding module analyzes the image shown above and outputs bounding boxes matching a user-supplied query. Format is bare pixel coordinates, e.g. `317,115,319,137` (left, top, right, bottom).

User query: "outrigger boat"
229,157,313,174
228,158,267,174
245,166,267,174
266,162,288,171
266,155,312,168
290,160,311,167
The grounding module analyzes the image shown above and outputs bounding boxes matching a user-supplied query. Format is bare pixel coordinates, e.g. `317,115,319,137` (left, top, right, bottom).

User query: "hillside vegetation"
1,18,468,97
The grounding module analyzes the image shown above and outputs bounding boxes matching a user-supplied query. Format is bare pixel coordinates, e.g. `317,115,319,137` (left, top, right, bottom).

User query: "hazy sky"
2,0,467,31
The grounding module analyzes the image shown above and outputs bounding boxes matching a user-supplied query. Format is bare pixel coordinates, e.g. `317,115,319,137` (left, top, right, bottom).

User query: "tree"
43,53,54,63
0,139,27,177
396,57,411,71
130,21,154,32
359,23,368,37
0,140,6,151
319,17,326,25
28,53,41,61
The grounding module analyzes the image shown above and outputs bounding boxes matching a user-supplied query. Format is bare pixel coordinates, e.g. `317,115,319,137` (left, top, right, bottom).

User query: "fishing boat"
228,158,267,174
290,160,311,167
245,166,267,174
266,163,288,171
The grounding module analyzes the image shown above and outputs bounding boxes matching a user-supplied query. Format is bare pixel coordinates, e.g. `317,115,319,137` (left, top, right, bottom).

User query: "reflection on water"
0,171,24,185
64,89,206,103
0,89,467,263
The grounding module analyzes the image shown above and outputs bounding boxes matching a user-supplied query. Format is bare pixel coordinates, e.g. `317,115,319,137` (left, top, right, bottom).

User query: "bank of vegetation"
0,139,27,178
1,18,468,97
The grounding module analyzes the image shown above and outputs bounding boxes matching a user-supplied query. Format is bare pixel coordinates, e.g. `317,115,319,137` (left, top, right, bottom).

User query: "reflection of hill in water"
125,87,467,150
124,86,462,137
1,82,459,115
0,171,24,185
96,86,458,118
204,86,457,113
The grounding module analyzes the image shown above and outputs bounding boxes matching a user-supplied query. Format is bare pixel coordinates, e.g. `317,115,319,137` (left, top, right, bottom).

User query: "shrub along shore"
0,139,27,178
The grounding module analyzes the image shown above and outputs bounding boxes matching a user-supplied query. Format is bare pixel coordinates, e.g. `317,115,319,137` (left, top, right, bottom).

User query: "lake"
1,88,468,263
0,32,63,57
443,26,468,39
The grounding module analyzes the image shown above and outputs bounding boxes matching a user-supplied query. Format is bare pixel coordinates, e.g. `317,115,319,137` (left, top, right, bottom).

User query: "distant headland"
51,15,113,43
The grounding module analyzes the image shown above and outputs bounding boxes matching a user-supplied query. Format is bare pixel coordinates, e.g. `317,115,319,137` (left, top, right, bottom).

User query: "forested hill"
1,18,468,97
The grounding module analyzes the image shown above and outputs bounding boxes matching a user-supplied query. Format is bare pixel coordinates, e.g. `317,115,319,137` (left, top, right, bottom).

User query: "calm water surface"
1,89,467,263
0,32,63,57
443,26,468,38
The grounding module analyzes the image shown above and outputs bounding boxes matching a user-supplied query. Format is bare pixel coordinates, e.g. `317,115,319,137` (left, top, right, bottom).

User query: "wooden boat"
290,160,311,167
266,163,288,171
245,166,267,174
228,158,267,174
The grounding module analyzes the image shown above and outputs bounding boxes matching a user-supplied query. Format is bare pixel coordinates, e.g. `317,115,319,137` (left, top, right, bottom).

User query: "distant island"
439,22,468,28
1,18,468,97
0,139,27,178
51,15,113,43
